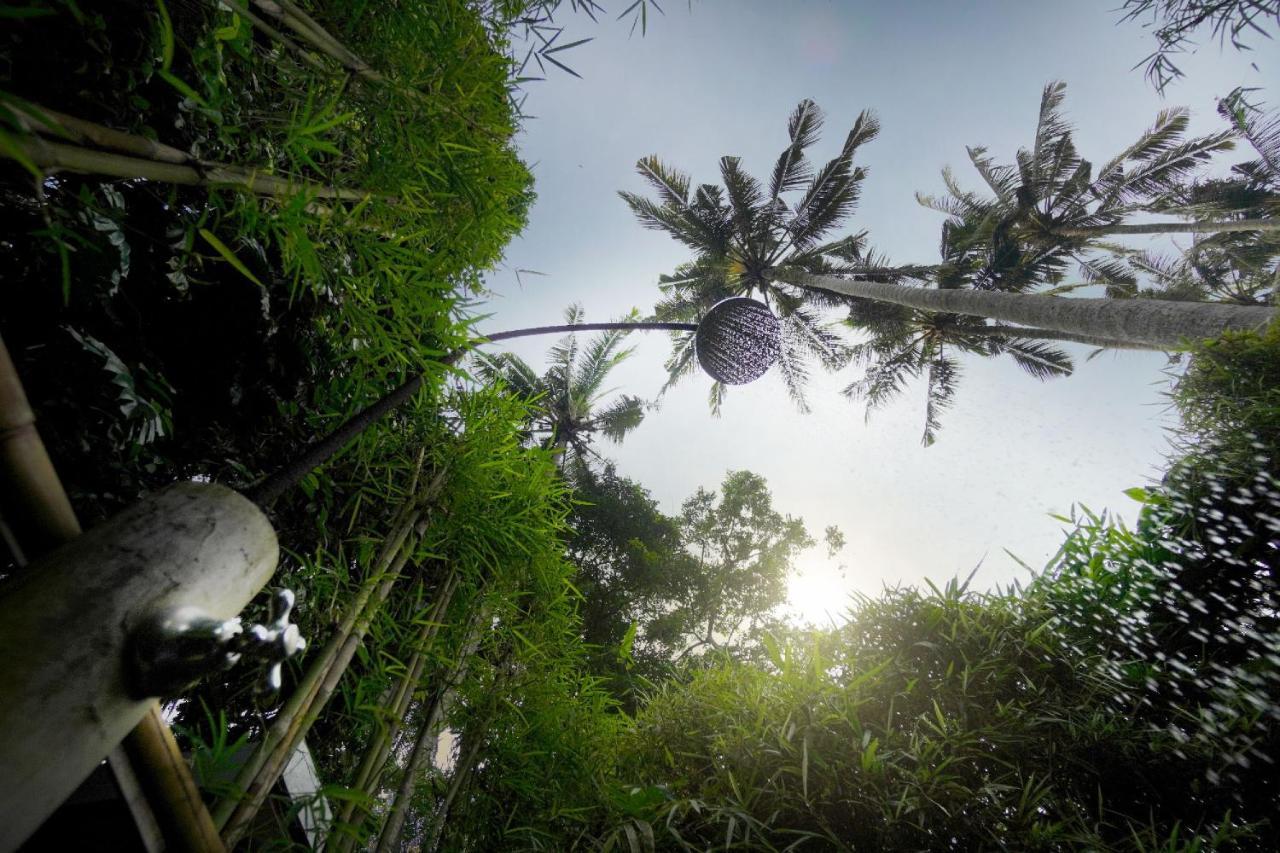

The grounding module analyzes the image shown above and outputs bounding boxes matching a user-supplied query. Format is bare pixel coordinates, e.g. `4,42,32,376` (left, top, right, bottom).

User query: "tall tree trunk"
771,268,1276,350
1050,218,1279,238
971,324,1161,351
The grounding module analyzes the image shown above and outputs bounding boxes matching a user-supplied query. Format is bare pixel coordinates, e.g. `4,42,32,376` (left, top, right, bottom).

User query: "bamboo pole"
255,0,381,80
0,334,227,852
209,500,422,830
375,611,490,853
217,467,450,845
0,336,79,559
329,571,462,851
13,135,375,202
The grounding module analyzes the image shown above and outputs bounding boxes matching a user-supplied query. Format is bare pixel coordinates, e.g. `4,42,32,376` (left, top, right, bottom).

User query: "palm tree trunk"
973,324,1161,351
770,268,1276,350
1051,218,1279,238
246,321,697,506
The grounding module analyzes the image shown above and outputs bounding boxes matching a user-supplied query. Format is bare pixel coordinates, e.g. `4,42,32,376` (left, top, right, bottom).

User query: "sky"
479,0,1277,623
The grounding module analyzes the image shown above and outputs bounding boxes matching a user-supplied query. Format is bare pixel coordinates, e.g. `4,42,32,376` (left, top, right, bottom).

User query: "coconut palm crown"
620,99,882,412
473,304,647,480
917,81,1240,297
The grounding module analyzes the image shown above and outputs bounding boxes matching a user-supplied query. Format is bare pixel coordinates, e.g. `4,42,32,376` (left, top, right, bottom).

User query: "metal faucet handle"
128,588,305,698
234,588,306,694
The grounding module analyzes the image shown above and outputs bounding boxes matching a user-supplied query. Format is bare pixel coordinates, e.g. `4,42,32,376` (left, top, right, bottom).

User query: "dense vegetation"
1,1,1277,851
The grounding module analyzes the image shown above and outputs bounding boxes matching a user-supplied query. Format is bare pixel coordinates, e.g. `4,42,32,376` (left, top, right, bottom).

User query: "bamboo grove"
1,1,1279,851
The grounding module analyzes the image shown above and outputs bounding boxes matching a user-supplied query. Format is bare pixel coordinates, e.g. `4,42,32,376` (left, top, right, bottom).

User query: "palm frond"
996,338,1074,380
546,303,584,382
707,380,726,417
660,329,699,397
967,146,1019,205
472,351,543,400
769,99,822,203
619,191,727,256
1031,81,1072,183
593,394,646,442
1111,129,1236,205
920,356,960,447
573,319,638,404
842,344,924,415
1219,88,1280,181
720,156,764,244
635,155,691,207
1094,108,1189,191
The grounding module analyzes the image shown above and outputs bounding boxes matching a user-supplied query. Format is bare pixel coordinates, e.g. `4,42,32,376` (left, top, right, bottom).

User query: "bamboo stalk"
15,104,192,165
209,496,423,831
218,0,331,74
221,533,421,846
329,571,462,851
218,468,449,846
13,136,375,202
375,611,490,853
0,334,226,852
0,336,79,559
248,0,385,82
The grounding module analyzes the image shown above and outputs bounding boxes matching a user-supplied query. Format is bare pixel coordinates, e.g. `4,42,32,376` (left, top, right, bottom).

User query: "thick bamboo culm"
0,335,227,852
216,465,450,846
15,135,374,202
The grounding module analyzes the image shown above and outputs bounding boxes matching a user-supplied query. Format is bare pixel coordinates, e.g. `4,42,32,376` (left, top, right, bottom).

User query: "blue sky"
481,0,1277,621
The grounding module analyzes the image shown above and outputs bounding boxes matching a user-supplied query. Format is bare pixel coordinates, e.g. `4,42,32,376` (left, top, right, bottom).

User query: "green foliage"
0,0,532,533
607,565,1272,850
1173,322,1280,472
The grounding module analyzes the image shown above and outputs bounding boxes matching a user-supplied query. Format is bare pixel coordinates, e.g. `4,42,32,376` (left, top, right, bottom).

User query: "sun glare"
786,559,855,627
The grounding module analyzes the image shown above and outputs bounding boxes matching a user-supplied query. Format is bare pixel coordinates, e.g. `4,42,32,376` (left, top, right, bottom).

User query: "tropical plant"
918,82,1254,278
770,85,1279,348
473,304,648,479
620,99,881,411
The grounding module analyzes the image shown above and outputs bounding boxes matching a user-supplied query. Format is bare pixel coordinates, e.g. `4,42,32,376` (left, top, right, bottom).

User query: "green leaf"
153,0,174,70
1123,486,1149,503
199,228,265,287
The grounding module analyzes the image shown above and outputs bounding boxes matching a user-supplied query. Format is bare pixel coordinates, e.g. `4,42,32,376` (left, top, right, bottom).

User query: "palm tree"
843,299,1075,446
764,85,1276,349
917,82,1275,288
473,304,648,480
620,100,881,411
